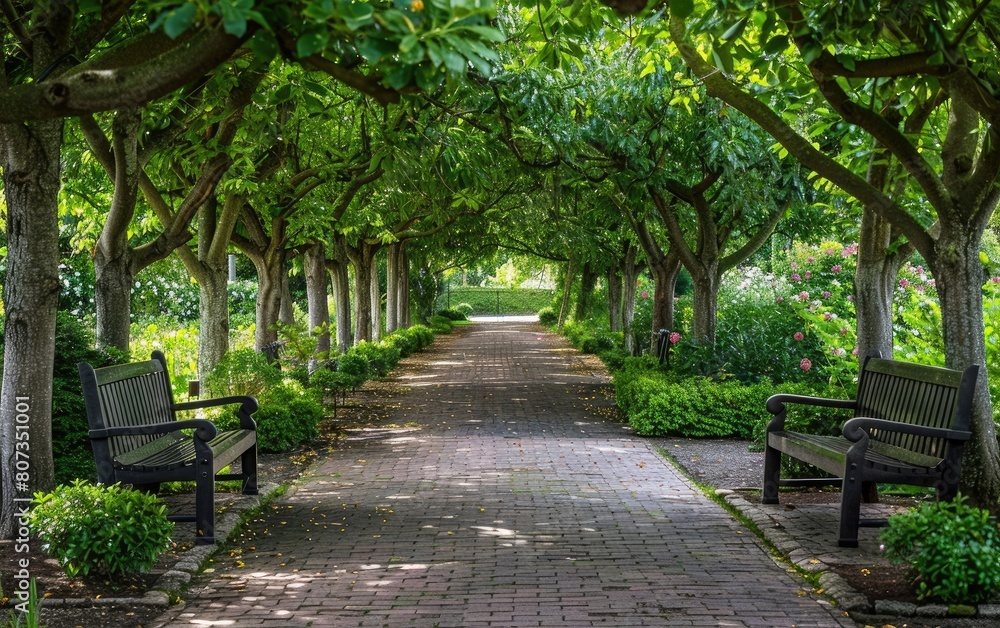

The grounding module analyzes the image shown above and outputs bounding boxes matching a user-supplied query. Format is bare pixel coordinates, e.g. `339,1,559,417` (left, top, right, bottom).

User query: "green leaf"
639,60,656,78
669,0,694,19
721,17,748,42
763,34,789,56
163,4,197,39
297,30,329,58
219,5,248,37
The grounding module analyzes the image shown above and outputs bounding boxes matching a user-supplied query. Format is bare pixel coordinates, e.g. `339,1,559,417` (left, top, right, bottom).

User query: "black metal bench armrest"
89,419,219,442
842,417,972,443
765,394,857,433
766,394,857,415
173,396,258,431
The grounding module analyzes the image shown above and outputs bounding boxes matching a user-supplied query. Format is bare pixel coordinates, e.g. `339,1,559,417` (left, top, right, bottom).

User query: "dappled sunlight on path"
158,321,851,627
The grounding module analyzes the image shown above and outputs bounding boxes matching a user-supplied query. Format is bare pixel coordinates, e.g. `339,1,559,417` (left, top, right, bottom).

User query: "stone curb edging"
38,482,282,609
720,491,1000,621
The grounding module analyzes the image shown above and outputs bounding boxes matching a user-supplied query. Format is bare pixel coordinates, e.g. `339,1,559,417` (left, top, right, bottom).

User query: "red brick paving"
155,322,852,627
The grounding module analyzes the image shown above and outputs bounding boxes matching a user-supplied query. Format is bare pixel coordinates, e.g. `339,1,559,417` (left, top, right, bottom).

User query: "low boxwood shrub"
351,341,401,377
613,360,833,441
436,308,467,321
212,379,322,453
28,480,174,577
454,302,474,317
430,315,454,334
407,324,435,348
537,306,558,326
882,496,1000,603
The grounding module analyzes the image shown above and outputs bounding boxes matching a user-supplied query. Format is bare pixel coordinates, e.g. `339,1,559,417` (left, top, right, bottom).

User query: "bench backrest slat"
80,352,178,465
856,357,972,460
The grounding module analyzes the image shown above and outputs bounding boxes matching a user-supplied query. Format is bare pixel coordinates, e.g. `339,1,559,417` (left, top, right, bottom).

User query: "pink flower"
899,278,910,289
641,291,649,298
669,332,681,345
852,347,859,356
823,312,836,321
804,271,812,279
928,279,936,287
807,257,815,263
800,358,812,371
916,285,926,293
846,295,854,302
790,262,798,269
798,291,809,301
842,243,858,256
831,265,842,273
791,273,801,281
992,277,1000,284
775,296,784,303
916,266,925,274
831,347,846,357
793,332,804,342
840,327,849,335
822,291,831,298
824,249,835,256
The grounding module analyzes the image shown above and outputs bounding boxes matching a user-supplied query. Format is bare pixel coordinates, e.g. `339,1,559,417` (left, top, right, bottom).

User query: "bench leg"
838,463,862,548
762,441,781,504
195,467,216,545
241,446,258,496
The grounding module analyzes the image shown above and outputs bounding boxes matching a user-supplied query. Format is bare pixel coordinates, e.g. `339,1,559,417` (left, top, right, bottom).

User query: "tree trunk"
622,244,641,355
305,243,331,357
370,261,382,341
649,252,682,351
349,244,376,343
608,265,623,333
690,270,720,346
93,109,142,353
252,252,284,350
400,245,411,328
385,242,400,333
573,262,598,322
94,251,135,352
933,227,1000,505
0,117,63,537
327,240,353,352
854,209,904,360
557,260,574,331
279,268,294,326
198,262,230,381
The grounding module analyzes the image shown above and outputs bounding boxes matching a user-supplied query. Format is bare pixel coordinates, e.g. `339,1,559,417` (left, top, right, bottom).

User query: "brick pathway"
157,321,853,627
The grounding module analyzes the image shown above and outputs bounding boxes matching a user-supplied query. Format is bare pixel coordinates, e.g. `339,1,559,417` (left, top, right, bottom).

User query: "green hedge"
613,358,838,440
435,287,555,315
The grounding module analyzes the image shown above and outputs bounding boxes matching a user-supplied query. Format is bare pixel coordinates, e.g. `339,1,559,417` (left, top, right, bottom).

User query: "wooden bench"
763,355,979,547
79,351,259,545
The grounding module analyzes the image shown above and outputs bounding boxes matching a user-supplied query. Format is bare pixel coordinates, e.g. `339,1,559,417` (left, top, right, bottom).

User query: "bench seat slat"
769,431,944,476
115,429,257,473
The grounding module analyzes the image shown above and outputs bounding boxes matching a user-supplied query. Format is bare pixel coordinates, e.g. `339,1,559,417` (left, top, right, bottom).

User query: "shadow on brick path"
155,321,853,627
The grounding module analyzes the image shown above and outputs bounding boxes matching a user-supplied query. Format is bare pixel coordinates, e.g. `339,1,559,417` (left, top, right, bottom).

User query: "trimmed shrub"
882,496,1000,603
203,348,282,399
430,315,454,334
29,480,174,577
537,306,558,326
613,359,832,440
454,302,474,317
437,308,467,321
214,379,322,453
